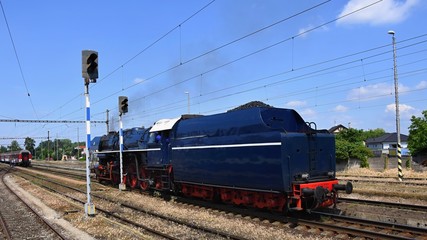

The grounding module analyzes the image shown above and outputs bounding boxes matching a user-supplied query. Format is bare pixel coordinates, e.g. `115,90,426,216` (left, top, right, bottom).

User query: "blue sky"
1,0,426,147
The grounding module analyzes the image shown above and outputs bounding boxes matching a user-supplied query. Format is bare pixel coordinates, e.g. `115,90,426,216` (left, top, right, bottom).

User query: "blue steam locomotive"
91,103,352,212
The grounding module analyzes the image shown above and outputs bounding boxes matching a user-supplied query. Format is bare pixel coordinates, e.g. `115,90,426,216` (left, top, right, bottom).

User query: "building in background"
365,133,409,157
328,124,348,134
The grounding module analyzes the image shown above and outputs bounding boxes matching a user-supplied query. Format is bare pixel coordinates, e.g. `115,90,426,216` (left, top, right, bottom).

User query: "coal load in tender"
228,101,273,112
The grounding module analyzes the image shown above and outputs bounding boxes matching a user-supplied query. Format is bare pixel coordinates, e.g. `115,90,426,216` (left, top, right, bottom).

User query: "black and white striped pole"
82,50,98,216
388,31,403,182
118,96,128,191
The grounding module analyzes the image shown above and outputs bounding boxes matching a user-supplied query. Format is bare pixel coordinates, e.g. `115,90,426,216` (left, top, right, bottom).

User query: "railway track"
311,210,427,239
14,169,247,240
31,162,86,172
338,197,427,212
338,174,427,181
30,162,87,180
175,195,427,240
0,166,67,240
338,176,427,187
13,163,427,239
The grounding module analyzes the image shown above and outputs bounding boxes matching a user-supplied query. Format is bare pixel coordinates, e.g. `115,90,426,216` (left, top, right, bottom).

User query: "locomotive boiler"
91,104,352,212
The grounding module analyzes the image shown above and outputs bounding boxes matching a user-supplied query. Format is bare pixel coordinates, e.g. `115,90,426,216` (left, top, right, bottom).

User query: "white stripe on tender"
96,148,161,154
95,142,281,154
172,142,281,150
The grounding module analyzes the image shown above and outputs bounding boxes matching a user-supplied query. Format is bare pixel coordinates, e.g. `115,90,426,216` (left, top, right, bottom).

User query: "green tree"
0,145,7,153
335,139,350,162
336,128,364,143
335,128,373,168
24,137,36,153
53,139,74,160
8,140,22,151
408,110,427,156
362,128,386,140
35,140,54,160
35,139,82,160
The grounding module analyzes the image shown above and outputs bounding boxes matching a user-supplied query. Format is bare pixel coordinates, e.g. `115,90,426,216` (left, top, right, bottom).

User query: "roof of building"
365,133,408,144
328,124,348,133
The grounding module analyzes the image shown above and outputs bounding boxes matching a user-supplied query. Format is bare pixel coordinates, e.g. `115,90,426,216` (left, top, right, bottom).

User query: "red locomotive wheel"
128,164,138,189
139,166,149,191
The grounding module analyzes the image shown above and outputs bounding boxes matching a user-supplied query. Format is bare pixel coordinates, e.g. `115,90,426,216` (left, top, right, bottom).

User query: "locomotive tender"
92,104,352,212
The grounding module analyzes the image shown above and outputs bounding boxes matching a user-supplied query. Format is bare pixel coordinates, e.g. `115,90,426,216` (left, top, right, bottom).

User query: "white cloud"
285,100,307,108
300,108,316,119
297,26,311,38
337,0,419,26
416,80,427,89
334,105,348,112
133,77,145,84
385,103,415,113
347,83,410,101
385,103,418,120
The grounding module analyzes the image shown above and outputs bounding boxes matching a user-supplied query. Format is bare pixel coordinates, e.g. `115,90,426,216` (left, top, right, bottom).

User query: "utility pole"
388,30,403,182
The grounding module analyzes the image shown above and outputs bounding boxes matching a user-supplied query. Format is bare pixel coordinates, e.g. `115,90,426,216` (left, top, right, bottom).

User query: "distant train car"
92,103,352,212
0,150,32,167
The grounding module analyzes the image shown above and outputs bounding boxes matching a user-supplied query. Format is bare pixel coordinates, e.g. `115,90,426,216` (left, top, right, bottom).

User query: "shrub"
360,156,370,168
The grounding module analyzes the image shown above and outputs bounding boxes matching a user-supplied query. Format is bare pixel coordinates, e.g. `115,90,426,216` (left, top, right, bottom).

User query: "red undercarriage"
96,162,338,211
292,180,339,209
180,179,339,211
181,184,287,211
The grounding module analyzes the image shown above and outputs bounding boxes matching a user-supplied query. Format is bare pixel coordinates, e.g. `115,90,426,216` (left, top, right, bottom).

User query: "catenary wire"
10,1,427,141
116,56,427,122
112,38,427,119
64,34,426,126
93,0,217,86
0,0,38,119
86,0,386,116
34,0,217,121
49,0,338,120
40,0,381,124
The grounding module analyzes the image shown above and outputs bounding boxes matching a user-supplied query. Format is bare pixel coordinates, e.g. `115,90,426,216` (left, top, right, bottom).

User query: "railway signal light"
82,50,98,82
119,96,128,114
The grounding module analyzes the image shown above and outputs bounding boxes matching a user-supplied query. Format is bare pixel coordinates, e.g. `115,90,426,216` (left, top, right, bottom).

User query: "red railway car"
0,150,32,167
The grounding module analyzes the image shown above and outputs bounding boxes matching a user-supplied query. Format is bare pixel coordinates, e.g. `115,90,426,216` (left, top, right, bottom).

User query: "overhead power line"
93,34,427,122
0,137,47,140
38,0,217,122
28,0,421,129
96,0,217,86
182,0,332,66
90,0,385,110
95,0,337,104
50,0,330,119
126,46,427,120
0,0,38,119
0,119,107,124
